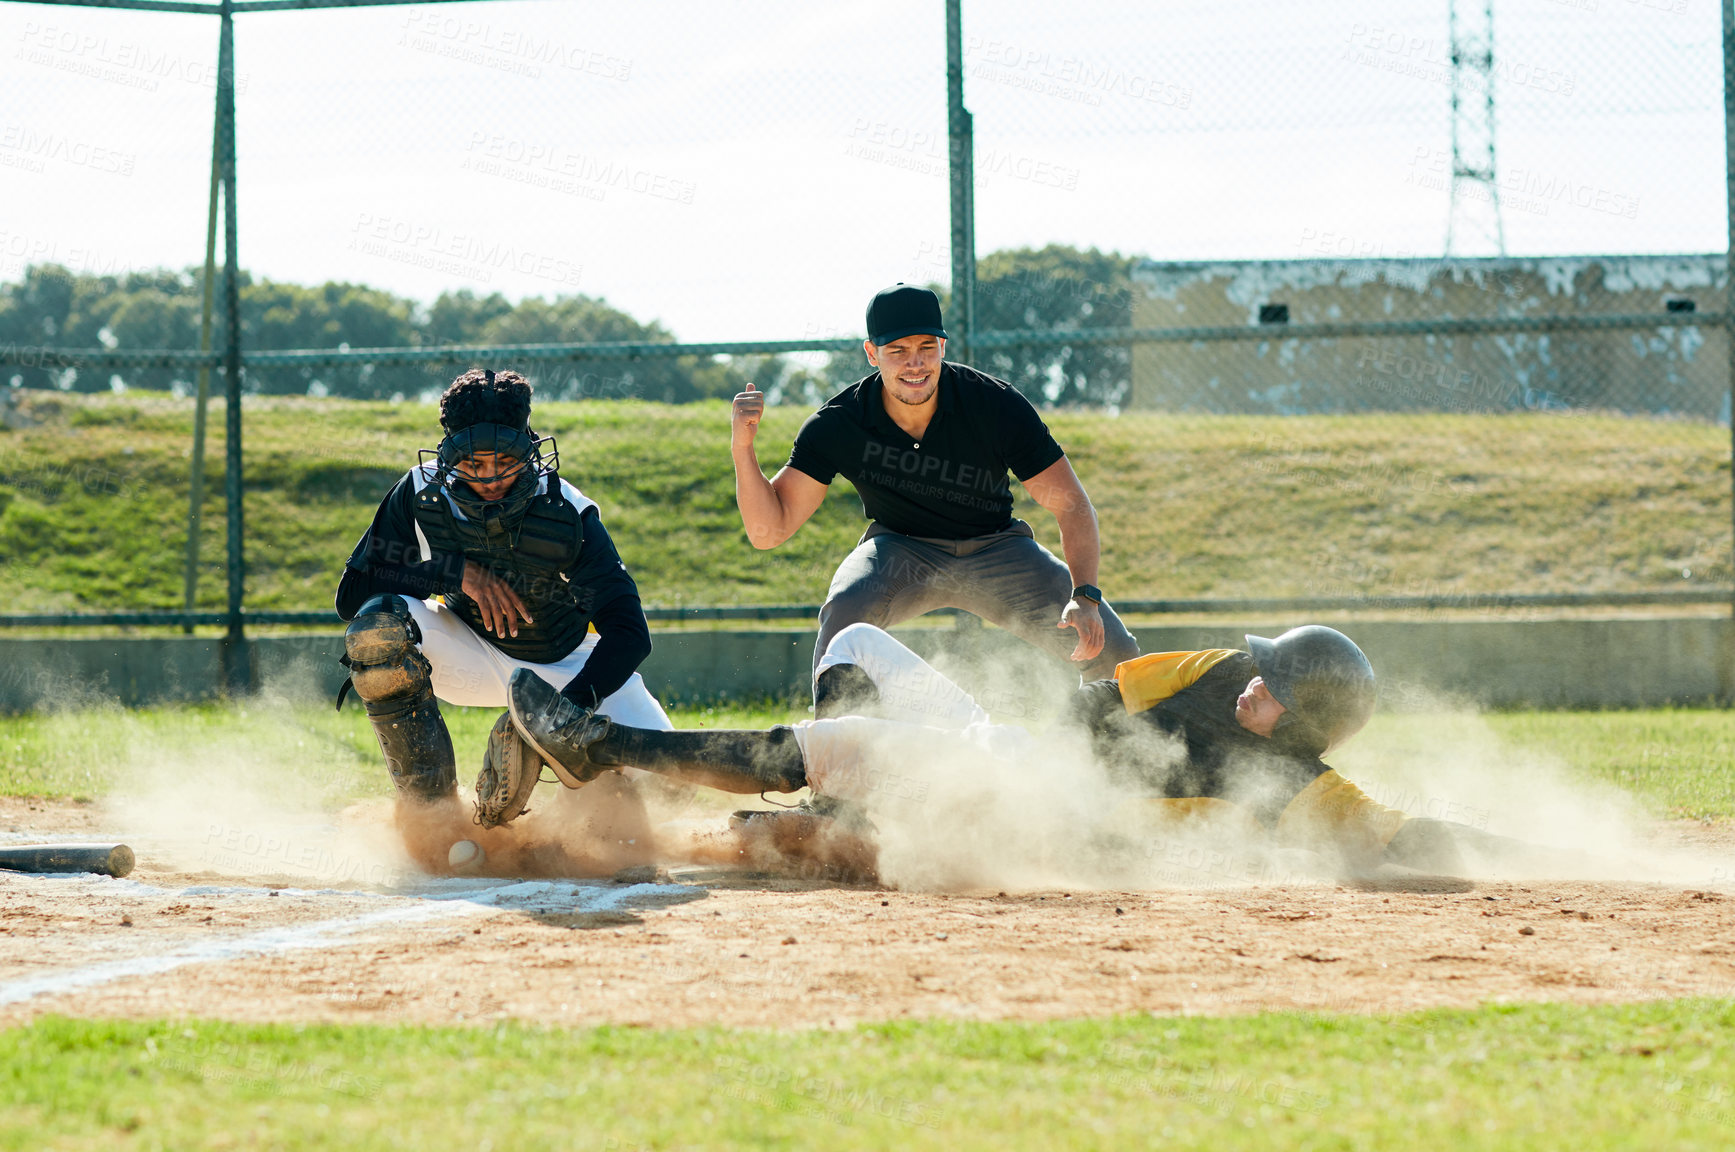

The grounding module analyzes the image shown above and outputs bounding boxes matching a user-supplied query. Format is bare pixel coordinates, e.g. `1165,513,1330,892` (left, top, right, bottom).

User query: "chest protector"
412,474,593,663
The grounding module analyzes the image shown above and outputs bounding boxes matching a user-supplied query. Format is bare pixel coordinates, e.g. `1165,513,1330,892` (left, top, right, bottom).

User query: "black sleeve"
784,408,841,485
557,509,654,708
1064,678,1162,792
1064,679,1127,738
333,473,468,621
998,387,1066,482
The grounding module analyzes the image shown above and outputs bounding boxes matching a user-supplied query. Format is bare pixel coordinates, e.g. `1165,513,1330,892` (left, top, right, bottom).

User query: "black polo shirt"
785,362,1065,539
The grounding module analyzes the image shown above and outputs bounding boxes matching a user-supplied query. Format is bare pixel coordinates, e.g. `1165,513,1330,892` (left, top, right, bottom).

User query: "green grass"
1332,708,1735,822
0,392,1724,611
1,701,1730,823
1487,710,1735,821
0,699,807,804
3,1000,1733,1150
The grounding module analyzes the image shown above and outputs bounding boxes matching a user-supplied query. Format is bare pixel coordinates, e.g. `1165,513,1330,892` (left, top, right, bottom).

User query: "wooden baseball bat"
0,843,134,877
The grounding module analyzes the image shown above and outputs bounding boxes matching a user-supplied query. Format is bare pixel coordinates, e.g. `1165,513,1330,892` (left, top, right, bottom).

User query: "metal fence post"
217,1,249,692
1726,0,1735,624
946,0,975,365
183,61,223,635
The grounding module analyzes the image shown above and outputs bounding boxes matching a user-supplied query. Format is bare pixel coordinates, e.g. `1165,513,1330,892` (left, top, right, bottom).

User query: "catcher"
334,368,671,837
492,623,1511,879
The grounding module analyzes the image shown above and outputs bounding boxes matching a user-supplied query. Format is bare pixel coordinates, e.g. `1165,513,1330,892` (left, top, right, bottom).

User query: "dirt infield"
1,797,1733,1028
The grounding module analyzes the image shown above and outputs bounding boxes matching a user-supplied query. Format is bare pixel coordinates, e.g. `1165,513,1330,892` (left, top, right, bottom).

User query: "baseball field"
7,0,1729,1141
0,692,1732,1149
0,395,1730,1148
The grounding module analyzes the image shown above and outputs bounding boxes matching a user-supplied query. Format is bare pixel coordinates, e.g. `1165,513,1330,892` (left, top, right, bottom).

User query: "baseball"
448,839,485,873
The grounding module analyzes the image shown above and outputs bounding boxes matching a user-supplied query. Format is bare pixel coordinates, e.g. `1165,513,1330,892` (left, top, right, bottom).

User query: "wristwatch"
1071,584,1103,604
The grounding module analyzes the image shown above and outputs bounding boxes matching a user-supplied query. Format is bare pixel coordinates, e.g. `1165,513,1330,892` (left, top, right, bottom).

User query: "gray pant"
814,520,1139,685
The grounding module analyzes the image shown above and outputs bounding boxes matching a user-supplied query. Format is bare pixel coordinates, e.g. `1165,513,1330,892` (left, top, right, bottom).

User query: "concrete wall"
0,616,1729,714
0,634,344,713
1128,255,1726,418
1124,618,1735,711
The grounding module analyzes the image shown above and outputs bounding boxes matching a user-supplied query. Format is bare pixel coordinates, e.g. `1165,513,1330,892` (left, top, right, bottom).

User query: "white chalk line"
0,879,680,1007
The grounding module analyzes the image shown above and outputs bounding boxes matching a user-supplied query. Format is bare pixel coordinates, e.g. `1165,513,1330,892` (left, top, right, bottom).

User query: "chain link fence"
0,0,1729,623
955,0,1732,604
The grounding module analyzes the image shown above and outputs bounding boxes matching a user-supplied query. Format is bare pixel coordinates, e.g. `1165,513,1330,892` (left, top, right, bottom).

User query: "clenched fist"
731,382,765,455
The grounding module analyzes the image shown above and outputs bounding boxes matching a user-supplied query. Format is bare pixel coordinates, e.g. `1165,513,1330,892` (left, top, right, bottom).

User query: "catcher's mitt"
474,711,543,829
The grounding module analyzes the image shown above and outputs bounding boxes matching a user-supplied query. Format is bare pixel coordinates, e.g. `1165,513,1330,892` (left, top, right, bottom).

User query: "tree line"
0,245,1142,407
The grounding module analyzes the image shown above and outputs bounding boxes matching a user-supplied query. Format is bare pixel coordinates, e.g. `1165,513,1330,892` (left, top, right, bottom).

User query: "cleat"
730,795,875,835
726,797,881,883
473,711,543,829
507,668,615,788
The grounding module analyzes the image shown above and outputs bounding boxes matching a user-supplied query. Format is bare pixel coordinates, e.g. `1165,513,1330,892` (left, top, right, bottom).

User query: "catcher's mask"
1244,625,1376,754
418,421,561,537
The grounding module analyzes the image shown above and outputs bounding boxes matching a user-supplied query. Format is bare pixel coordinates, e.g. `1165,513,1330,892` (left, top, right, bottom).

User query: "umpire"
731,284,1138,688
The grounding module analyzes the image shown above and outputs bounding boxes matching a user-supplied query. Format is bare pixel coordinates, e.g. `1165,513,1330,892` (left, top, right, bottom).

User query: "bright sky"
1,0,1723,345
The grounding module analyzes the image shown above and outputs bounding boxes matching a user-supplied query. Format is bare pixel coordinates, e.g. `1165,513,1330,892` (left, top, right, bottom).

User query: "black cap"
866,284,948,347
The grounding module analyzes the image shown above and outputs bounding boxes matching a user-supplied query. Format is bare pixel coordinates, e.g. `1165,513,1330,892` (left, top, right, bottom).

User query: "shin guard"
591,725,808,793
341,594,456,802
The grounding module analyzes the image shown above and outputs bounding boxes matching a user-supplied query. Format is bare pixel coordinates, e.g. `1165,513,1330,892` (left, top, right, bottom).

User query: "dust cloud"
90,660,654,888
1336,688,1733,890
780,650,1734,895
67,647,1735,896
788,645,1324,893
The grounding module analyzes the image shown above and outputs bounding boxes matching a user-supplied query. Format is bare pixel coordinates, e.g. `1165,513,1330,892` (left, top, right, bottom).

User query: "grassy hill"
0,390,1725,613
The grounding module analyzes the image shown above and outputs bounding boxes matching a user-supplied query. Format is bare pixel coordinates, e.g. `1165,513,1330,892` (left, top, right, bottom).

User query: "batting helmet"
1244,625,1377,752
